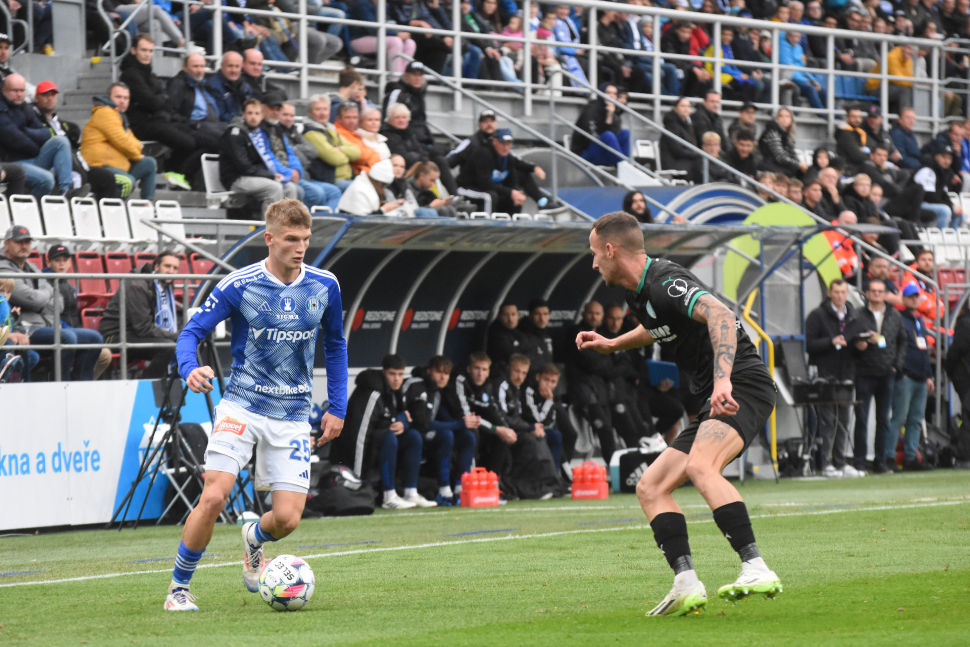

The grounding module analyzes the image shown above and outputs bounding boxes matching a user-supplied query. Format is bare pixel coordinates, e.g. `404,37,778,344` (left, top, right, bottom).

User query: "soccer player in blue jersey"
163,199,348,611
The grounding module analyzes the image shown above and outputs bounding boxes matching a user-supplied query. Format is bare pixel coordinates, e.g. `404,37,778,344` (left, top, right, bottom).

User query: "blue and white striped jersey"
176,260,348,422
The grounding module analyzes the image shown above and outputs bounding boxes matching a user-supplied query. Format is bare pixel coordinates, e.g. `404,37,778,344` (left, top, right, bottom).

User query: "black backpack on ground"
305,465,376,517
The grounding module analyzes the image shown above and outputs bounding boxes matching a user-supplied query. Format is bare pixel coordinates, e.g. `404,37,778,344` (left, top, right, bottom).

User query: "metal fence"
1,271,225,381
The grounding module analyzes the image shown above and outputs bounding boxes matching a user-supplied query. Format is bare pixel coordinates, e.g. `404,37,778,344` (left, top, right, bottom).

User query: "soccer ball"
258,555,315,611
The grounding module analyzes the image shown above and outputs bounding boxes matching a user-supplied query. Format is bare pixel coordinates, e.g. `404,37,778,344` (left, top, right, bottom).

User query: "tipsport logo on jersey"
252,328,316,344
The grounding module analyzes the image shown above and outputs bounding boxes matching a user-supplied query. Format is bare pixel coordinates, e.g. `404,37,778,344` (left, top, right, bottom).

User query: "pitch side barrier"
209,215,826,370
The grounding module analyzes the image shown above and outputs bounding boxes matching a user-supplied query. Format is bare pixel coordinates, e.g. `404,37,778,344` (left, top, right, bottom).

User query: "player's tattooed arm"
691,293,738,381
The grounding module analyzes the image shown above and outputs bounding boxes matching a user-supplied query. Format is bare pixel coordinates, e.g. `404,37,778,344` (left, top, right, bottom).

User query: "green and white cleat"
718,568,783,603
646,581,708,617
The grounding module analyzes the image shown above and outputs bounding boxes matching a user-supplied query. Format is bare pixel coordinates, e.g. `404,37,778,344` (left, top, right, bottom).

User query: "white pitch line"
0,499,965,590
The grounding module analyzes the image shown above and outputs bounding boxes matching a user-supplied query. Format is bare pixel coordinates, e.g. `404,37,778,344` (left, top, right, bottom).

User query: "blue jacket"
891,124,922,169
898,308,933,381
0,95,52,161
205,70,253,123
778,36,811,85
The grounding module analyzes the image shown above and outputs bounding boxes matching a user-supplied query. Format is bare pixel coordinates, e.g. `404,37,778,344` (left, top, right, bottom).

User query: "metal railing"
0,0,31,54
0,271,225,381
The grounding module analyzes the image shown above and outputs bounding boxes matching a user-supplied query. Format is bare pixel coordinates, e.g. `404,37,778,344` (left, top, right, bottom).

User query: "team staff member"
577,212,781,617
456,129,546,214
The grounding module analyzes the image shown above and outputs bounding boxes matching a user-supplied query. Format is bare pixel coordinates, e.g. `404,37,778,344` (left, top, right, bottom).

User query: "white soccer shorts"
204,398,312,493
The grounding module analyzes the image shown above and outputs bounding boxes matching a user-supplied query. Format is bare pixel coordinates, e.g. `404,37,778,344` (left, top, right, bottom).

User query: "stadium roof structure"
208,216,893,369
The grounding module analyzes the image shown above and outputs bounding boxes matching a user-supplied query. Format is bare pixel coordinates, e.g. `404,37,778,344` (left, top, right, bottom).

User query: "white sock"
384,489,398,501
742,556,768,572
170,579,188,592
454,484,462,493
245,523,260,549
404,487,418,498
673,569,699,588
439,486,454,498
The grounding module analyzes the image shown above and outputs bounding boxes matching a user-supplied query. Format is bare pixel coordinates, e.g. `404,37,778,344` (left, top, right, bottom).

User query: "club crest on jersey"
664,277,689,298
215,417,247,435
645,301,657,319
259,301,272,313
280,297,295,313
306,296,321,312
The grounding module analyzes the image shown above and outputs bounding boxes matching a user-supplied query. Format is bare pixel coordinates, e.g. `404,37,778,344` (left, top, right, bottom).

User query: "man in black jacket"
853,279,908,474
219,99,298,216
402,356,477,505
518,297,555,369
722,131,760,185
805,279,868,477
521,363,566,471
455,129,539,214
166,53,227,153
485,302,537,380
693,91,727,144
835,106,871,177
120,35,205,190
241,48,287,104
382,62,433,148
99,251,181,378
860,105,901,165
660,21,711,97
446,109,496,168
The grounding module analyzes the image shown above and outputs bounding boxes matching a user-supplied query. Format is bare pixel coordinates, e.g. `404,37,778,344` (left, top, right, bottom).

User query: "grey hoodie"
0,252,61,330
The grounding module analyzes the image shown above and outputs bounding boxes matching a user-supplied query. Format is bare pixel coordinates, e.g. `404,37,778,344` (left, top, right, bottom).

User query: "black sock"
712,501,760,562
651,512,693,574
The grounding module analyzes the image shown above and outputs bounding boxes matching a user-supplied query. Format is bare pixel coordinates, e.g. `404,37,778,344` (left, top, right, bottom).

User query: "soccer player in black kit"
576,212,782,617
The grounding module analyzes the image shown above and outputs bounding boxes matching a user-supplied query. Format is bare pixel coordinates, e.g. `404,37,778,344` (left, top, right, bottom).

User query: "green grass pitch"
1,471,968,646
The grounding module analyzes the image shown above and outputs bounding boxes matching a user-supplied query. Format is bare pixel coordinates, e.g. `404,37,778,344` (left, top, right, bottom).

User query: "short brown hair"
265,199,312,230
468,351,491,366
829,278,848,289
338,65,363,89
509,354,530,368
917,249,934,260
592,211,644,252
0,278,14,294
132,32,153,48
537,363,560,377
243,98,262,111
428,354,453,373
788,179,803,190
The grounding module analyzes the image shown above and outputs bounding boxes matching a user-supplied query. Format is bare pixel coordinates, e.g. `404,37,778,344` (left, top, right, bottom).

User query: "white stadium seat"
99,198,135,243
40,195,77,240
10,194,43,237
71,197,103,240
127,199,160,244
0,194,10,232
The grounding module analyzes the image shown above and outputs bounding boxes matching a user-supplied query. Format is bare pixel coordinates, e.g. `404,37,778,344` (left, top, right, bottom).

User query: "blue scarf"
248,127,277,173
155,281,177,333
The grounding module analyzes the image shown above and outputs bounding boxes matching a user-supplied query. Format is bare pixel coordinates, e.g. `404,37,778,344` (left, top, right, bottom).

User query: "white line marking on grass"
0,500,965,590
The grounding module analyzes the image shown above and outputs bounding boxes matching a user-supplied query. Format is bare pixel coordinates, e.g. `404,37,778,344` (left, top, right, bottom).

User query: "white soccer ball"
258,554,315,611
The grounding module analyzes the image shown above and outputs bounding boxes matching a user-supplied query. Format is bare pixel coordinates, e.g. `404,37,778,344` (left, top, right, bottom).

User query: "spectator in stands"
819,166,844,214
332,101,379,177
836,106,872,177
112,0,185,48
802,147,831,185
788,179,804,203
43,245,111,380
388,0,457,74
659,97,699,178
779,29,825,109
348,0,416,77
447,109,496,168
278,102,343,213
403,354,476,506
825,210,862,279
383,61,434,143
329,66,369,121
854,277,907,474
302,94,359,191
885,283,936,471
570,84,630,166
455,129,531,214
863,145,911,201
842,173,878,225
694,132,732,183
891,108,922,170
219,98,299,216
405,160,458,217
551,4,589,85
0,161,25,198
622,189,654,224
802,179,835,220
337,158,401,216
260,95,323,210
0,74,77,199
903,249,945,322
0,34,34,96
759,107,808,177
693,91,726,143
806,278,867,477
121,35,206,191
864,255,903,307
241,48,287,103
661,21,711,97
728,101,759,146
247,0,343,66
80,82,158,200
357,107,391,162
914,142,963,228
701,26,758,102
591,9,648,93
629,16,678,96
866,44,915,112
99,250,181,378
0,270,39,381
0,227,102,381
381,102,459,195
382,154,430,217
167,53,228,153
722,131,760,185
460,0,511,84
861,105,901,165
206,52,253,123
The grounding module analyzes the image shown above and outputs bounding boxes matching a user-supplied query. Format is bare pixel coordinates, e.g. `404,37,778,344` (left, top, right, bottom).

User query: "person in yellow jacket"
300,94,360,189
866,45,914,114
80,83,157,199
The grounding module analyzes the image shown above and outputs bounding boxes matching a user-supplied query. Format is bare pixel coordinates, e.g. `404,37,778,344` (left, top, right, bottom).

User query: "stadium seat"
74,250,110,310
0,194,10,231
469,212,489,219
133,251,156,268
104,251,133,295
310,206,334,214
189,253,215,276
126,199,160,245
513,213,532,221
71,197,103,241
10,194,44,237
80,308,104,332
26,250,43,270
834,75,877,102
942,227,963,264
99,198,135,244
534,214,553,221
201,154,237,207
491,212,511,220
40,195,78,241
154,200,187,245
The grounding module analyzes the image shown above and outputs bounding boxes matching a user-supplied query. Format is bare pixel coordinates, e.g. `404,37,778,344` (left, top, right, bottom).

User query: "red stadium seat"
189,253,215,276
75,251,109,310
133,252,156,268
173,253,191,302
104,251,133,296
26,250,43,271
81,308,104,332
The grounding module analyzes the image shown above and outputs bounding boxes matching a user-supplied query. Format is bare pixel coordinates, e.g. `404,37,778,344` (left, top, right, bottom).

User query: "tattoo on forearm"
695,296,737,381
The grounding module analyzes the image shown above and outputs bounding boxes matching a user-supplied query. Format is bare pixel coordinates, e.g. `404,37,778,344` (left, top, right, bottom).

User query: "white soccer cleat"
402,491,438,507
640,434,669,454
822,465,843,478
718,567,783,603
164,587,199,611
241,522,265,593
645,581,707,617
382,491,417,509
842,465,866,478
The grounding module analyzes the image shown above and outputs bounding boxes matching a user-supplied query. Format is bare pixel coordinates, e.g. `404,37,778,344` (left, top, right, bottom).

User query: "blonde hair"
265,198,312,230
0,278,13,295
701,131,721,146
